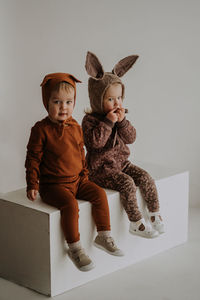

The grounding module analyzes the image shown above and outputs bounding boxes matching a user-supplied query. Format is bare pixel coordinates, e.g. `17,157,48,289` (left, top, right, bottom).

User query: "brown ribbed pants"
39,177,111,243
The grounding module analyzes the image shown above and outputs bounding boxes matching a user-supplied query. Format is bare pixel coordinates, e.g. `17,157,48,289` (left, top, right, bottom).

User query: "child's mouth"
113,108,128,114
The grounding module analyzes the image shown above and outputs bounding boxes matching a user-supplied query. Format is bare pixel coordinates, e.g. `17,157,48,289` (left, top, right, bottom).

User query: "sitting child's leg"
91,172,158,238
77,179,124,256
122,163,164,234
39,183,94,271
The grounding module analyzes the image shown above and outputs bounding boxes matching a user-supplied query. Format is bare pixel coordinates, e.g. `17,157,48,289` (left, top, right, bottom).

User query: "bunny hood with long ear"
85,51,139,114
40,72,82,111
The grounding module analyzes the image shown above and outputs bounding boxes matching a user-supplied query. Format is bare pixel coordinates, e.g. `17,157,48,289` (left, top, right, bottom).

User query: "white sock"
98,230,111,237
68,240,82,252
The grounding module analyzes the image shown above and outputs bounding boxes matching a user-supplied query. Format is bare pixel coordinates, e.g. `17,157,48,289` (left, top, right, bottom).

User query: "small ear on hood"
40,77,50,87
40,73,82,87
85,51,104,79
112,55,139,77
69,74,82,83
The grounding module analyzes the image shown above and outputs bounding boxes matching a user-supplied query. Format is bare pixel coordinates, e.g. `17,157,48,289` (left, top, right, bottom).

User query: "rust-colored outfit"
25,116,110,243
25,73,111,244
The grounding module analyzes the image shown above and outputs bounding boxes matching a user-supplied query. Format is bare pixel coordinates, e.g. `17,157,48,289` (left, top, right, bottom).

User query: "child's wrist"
104,117,115,128
26,185,39,192
116,117,127,127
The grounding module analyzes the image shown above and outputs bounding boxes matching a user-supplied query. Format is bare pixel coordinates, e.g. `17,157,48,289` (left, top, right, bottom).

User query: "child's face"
48,88,75,122
103,84,123,114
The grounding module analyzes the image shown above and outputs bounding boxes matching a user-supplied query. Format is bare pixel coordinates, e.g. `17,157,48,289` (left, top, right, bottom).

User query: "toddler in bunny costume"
82,52,164,238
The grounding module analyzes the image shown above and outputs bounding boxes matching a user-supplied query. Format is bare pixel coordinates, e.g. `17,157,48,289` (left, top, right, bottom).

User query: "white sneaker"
129,218,159,238
149,212,165,234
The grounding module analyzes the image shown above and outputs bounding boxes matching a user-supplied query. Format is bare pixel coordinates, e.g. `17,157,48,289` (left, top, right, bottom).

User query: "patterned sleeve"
116,117,136,144
82,114,113,151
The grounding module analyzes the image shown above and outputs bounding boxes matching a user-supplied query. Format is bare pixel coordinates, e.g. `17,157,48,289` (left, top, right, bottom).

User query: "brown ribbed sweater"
25,116,88,191
82,113,136,178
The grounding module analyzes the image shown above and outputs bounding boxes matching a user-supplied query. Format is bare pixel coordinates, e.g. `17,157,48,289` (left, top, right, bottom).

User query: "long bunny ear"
85,51,104,79
112,55,139,77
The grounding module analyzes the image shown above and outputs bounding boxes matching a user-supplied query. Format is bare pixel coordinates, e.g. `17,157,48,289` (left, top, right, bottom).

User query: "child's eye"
66,100,73,104
108,98,113,102
118,96,122,100
53,100,60,104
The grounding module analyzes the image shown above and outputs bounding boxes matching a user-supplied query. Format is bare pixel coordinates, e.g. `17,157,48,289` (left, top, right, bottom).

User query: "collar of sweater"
47,116,76,127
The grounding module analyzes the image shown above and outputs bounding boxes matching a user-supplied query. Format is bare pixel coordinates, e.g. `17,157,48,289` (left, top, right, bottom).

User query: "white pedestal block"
0,167,189,296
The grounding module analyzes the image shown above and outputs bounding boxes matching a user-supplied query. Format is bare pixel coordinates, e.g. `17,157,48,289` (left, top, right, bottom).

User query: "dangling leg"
123,163,164,234
39,183,94,271
77,179,124,256
92,172,158,238
91,172,141,222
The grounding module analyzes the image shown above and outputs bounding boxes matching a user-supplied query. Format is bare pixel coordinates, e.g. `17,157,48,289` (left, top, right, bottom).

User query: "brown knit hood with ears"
85,52,139,114
40,73,82,111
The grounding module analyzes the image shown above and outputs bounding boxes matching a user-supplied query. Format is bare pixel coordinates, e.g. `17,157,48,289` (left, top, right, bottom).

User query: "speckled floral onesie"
82,113,159,222
82,51,160,223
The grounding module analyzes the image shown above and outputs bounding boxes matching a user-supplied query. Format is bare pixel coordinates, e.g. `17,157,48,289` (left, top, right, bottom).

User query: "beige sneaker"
94,235,124,256
68,248,95,271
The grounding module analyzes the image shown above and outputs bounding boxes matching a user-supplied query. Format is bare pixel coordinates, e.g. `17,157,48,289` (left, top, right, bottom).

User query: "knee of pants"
141,171,154,185
97,186,107,200
90,185,107,203
121,177,137,196
60,199,79,216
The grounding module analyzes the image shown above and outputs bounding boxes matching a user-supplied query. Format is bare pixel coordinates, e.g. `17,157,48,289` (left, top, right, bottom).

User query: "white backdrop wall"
0,0,199,206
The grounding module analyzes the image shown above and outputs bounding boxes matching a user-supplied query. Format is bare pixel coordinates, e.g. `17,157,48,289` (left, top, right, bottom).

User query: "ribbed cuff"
104,117,115,128
26,184,39,192
116,117,127,128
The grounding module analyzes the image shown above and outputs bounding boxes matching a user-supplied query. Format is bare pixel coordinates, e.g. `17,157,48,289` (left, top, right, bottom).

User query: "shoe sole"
157,229,165,234
94,241,124,256
129,229,159,238
151,225,165,234
67,250,95,272
79,262,95,272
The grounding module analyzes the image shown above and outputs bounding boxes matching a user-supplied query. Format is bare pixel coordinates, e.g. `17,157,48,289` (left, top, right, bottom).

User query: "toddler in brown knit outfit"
25,72,123,272
82,52,164,238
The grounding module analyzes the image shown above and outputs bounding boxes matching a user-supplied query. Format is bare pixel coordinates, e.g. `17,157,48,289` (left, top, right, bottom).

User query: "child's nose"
114,99,119,106
61,102,67,109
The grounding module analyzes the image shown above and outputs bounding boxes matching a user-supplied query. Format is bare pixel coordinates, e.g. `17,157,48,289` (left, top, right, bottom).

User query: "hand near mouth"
106,108,119,123
114,108,125,122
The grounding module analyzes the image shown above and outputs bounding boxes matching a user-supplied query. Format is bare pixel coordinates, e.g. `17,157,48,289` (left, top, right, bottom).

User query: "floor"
0,207,200,300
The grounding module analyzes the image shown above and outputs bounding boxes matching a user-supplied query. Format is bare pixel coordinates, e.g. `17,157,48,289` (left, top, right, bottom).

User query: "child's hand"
106,108,119,123
27,189,38,201
116,108,125,122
